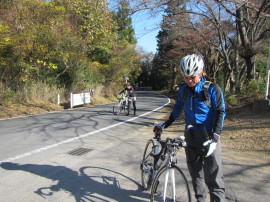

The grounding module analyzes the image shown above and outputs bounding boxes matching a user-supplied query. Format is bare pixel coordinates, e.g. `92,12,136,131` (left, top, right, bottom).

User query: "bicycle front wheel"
113,102,122,115
150,165,191,202
141,139,155,190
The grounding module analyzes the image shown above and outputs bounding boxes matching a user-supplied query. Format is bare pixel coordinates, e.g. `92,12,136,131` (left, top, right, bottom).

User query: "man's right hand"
153,122,164,137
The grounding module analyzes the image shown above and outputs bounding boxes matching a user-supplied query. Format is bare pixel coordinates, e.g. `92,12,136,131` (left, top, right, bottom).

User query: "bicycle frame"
120,95,132,108
145,125,191,202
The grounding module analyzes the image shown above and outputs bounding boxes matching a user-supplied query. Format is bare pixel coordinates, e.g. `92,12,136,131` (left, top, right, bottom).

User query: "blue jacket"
170,77,226,134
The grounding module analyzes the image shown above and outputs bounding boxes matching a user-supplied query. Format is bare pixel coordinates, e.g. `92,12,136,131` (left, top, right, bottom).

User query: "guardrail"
70,92,91,108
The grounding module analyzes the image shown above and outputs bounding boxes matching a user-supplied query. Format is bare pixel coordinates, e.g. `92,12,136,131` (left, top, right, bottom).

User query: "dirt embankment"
223,100,270,159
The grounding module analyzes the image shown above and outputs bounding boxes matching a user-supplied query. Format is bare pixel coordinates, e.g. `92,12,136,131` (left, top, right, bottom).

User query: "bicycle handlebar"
165,136,187,148
153,123,186,147
153,122,217,150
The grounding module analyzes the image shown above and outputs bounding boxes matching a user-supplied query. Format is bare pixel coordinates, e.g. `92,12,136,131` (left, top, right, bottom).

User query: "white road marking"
0,96,170,163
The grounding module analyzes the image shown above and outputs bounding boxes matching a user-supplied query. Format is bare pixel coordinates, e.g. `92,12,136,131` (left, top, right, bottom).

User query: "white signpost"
266,70,270,100
266,43,270,101
70,92,91,108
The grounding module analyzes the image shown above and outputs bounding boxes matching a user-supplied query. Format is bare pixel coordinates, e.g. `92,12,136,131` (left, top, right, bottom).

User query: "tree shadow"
223,161,270,202
1,162,149,202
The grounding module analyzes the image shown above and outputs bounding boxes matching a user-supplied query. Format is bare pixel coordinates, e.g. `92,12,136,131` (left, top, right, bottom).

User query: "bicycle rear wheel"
141,139,155,190
126,100,130,116
150,165,191,202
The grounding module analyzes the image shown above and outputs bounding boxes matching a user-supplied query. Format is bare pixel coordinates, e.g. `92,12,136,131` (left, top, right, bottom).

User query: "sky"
108,0,163,54
131,12,163,54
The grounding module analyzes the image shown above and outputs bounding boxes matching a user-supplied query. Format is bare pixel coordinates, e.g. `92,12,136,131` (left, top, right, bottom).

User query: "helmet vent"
179,54,204,77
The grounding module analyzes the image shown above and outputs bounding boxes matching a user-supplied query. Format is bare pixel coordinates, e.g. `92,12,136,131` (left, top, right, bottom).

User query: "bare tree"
127,0,270,92
216,0,270,80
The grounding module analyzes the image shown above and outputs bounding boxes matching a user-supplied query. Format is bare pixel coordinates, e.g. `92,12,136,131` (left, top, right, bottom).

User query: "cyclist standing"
161,54,226,202
119,82,137,115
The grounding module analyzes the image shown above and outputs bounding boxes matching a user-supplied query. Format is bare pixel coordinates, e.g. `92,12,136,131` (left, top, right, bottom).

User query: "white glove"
204,142,217,157
203,133,220,157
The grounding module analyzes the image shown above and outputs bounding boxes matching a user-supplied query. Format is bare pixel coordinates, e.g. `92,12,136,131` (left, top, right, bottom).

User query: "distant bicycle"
140,123,191,202
113,93,133,116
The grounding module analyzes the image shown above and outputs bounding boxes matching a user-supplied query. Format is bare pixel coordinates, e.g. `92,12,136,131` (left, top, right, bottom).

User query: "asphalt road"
0,91,171,201
0,91,269,202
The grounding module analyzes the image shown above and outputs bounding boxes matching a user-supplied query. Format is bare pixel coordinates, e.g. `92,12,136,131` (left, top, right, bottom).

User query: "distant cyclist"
160,54,226,202
119,82,137,115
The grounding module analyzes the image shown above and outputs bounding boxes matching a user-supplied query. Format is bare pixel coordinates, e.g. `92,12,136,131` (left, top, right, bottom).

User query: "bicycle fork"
163,167,176,202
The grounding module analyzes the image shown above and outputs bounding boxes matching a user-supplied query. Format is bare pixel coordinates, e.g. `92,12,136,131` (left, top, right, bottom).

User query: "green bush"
226,94,238,105
246,80,265,98
0,89,16,104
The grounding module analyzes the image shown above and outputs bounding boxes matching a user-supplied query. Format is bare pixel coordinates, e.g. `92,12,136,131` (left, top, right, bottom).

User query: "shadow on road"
223,161,270,202
1,162,149,202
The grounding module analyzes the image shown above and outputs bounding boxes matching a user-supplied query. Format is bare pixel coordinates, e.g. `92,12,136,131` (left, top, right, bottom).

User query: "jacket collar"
193,77,205,94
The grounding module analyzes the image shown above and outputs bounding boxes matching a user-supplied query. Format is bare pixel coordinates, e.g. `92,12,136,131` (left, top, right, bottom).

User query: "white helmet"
180,54,204,77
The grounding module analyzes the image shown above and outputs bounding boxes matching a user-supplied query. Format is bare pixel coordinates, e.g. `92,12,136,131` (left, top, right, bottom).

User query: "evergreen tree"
114,0,136,44
152,0,187,90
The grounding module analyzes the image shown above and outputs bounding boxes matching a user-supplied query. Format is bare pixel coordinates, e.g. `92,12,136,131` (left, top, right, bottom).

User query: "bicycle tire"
150,165,191,202
126,100,130,116
141,139,155,190
113,105,116,114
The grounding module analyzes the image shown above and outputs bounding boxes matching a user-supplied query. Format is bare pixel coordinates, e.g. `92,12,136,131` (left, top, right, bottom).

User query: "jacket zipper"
190,95,193,111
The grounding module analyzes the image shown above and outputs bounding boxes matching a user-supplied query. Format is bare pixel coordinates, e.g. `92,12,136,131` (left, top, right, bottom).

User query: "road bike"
113,94,134,116
140,124,191,202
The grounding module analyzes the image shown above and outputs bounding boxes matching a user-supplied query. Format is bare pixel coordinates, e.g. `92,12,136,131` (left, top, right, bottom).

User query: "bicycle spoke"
163,169,169,201
151,166,191,202
170,168,176,201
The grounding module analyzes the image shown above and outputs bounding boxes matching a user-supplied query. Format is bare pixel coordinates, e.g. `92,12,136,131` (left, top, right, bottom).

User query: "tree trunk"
230,70,236,93
171,64,177,90
245,56,255,81
235,27,241,94
224,69,230,93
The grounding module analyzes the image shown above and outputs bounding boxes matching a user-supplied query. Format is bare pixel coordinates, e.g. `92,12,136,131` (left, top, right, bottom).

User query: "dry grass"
0,103,63,119
91,95,116,105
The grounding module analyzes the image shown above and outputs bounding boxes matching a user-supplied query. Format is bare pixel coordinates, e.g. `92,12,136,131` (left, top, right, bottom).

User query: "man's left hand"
212,133,220,142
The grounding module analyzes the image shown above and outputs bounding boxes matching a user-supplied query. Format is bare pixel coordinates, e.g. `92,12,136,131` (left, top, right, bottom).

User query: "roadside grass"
0,102,63,119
